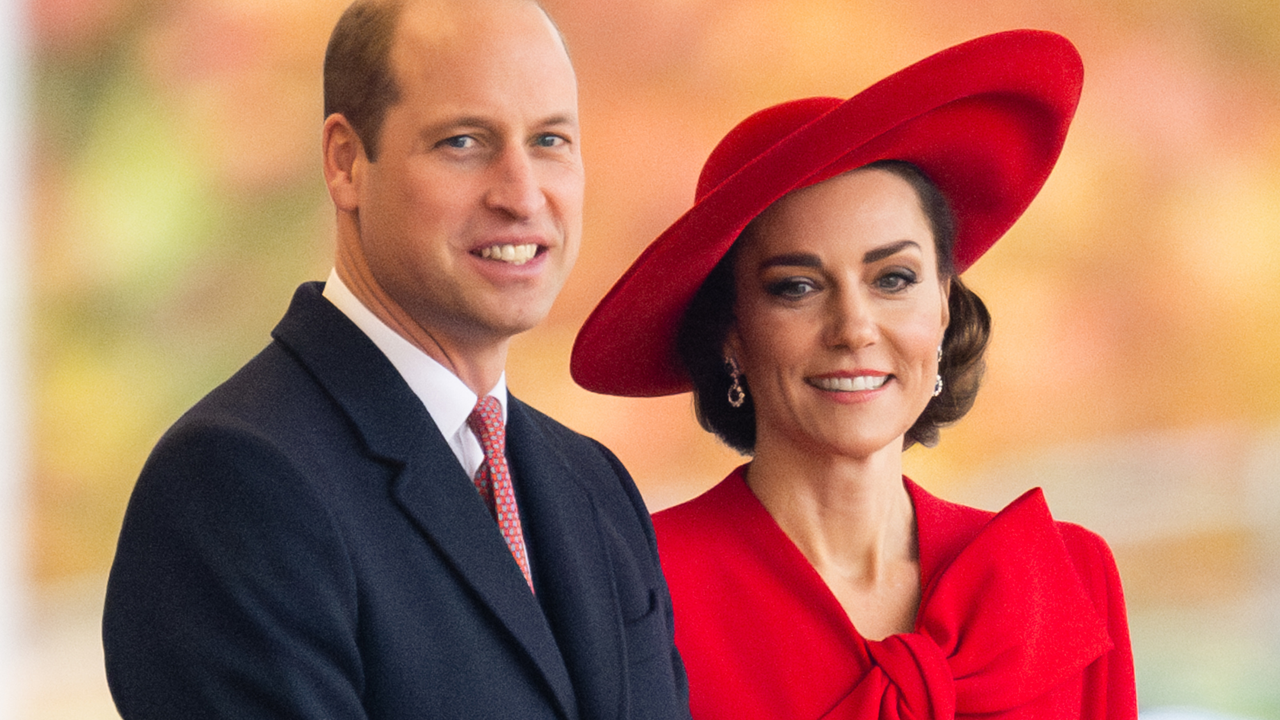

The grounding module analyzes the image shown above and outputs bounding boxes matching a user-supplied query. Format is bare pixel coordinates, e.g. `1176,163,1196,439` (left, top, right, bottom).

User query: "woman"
571,30,1136,719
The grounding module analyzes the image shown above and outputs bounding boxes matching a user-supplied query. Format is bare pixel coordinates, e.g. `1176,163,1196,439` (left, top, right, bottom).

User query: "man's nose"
485,145,546,219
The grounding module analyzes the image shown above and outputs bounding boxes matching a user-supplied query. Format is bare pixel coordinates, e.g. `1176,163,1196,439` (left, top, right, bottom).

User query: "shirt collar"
321,269,508,439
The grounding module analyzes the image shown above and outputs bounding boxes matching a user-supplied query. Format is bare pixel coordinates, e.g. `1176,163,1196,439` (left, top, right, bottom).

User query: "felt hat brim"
571,29,1083,397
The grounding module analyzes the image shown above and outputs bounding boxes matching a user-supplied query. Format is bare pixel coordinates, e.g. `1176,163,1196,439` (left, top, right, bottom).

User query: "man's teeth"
813,375,887,392
478,244,537,265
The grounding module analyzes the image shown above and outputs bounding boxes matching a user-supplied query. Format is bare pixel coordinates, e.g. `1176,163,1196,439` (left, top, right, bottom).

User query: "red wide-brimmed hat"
572,29,1083,397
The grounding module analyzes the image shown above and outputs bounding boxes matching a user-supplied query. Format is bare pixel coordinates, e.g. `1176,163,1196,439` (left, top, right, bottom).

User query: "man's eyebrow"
429,116,491,133
532,114,580,139
537,113,578,128
415,117,491,144
863,240,921,264
418,114,579,140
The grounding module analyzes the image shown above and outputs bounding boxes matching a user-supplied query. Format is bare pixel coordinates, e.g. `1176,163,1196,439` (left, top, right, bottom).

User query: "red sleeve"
1060,522,1138,720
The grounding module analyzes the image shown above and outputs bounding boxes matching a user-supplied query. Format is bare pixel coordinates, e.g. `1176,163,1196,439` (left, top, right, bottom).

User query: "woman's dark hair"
675,160,991,454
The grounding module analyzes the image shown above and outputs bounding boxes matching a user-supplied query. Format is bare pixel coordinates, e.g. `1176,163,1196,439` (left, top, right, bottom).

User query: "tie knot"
468,396,505,456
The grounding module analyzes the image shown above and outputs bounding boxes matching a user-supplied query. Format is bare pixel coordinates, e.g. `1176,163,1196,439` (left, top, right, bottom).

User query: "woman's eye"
875,269,919,293
765,278,819,299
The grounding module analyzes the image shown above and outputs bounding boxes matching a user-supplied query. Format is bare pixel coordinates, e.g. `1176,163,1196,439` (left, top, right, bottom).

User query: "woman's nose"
823,288,879,350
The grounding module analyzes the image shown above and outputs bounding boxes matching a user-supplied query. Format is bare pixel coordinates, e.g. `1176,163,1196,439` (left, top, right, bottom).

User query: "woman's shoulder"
654,465,751,528
909,478,1121,587
906,477,996,575
906,477,995,534
652,465,784,579
1053,517,1125,605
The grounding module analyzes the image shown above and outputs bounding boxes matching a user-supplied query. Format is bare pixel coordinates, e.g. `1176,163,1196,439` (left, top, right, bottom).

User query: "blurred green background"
24,0,1280,717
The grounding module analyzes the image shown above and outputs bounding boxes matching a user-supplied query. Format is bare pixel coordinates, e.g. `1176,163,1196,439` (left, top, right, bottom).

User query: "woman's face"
727,167,950,460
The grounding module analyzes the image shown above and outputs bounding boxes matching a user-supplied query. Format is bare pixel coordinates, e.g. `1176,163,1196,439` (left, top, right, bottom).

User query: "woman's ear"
722,325,743,367
939,276,952,334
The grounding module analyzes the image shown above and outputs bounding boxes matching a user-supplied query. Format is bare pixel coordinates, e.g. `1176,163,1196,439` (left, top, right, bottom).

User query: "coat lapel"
389,443,579,718
271,284,577,718
507,400,626,720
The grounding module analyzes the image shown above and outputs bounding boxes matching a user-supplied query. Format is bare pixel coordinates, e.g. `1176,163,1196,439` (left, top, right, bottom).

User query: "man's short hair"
323,0,405,162
322,0,565,163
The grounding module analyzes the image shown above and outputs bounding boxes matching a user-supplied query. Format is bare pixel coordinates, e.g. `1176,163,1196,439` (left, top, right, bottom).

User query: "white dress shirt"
322,269,507,480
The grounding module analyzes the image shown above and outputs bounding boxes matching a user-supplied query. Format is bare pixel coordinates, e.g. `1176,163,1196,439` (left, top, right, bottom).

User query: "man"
102,1,690,717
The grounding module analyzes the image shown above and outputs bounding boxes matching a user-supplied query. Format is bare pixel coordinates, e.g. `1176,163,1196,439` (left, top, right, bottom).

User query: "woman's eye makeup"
764,277,819,298
875,268,920,292
759,268,921,298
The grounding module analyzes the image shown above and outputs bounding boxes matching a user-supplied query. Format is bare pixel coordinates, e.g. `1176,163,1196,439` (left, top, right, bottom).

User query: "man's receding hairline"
379,0,570,61
325,0,572,159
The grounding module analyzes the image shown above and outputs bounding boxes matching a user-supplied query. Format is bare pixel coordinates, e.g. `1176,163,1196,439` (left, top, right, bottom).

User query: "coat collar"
906,478,1113,714
270,283,581,719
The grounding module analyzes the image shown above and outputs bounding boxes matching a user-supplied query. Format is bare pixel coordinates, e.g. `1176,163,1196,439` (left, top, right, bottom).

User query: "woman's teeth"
812,375,887,392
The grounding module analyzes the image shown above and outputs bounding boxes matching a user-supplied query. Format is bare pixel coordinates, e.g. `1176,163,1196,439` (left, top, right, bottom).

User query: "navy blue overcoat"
104,282,690,720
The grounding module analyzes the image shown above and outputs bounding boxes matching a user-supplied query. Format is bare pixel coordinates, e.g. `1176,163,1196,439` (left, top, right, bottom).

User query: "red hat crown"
572,30,1083,397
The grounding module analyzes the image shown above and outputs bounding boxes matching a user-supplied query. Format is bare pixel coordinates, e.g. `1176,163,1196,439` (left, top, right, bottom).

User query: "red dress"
653,466,1137,719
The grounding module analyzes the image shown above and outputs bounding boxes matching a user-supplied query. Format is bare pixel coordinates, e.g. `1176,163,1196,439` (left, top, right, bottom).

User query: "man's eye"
440,135,476,149
534,133,567,148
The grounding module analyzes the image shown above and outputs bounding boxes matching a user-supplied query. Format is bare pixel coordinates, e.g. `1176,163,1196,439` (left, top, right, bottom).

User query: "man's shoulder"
181,341,312,420
171,281,400,436
505,396,647,518
145,342,340,481
155,285,365,453
508,397,617,464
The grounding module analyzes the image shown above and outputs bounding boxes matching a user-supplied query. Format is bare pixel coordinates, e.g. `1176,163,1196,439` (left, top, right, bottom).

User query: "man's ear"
322,113,365,213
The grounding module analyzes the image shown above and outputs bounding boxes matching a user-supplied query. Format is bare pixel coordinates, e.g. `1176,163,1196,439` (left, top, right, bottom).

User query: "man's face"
352,0,583,353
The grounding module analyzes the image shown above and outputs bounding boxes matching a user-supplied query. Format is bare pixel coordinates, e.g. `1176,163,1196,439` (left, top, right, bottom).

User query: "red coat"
653,466,1137,719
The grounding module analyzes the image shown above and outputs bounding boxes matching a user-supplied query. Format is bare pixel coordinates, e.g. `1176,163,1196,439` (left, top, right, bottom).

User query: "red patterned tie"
468,396,533,592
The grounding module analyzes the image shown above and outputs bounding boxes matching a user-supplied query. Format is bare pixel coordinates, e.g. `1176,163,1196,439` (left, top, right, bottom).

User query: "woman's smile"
807,374,889,393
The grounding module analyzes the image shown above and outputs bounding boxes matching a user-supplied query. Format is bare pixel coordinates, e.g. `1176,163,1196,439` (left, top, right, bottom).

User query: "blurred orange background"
26,0,1280,717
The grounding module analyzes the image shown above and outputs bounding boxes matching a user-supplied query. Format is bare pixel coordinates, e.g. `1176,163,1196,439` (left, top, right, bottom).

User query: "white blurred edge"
0,0,28,718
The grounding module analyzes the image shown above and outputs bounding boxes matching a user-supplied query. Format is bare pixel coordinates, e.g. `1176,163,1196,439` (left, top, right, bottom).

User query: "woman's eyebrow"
758,252,822,271
756,241,922,270
863,240,922,264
